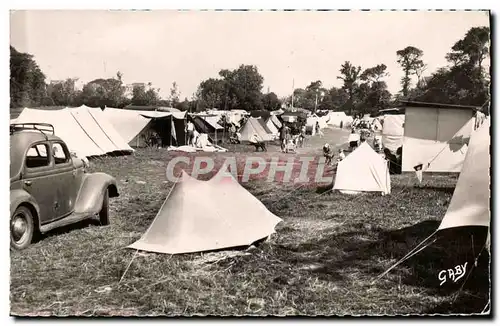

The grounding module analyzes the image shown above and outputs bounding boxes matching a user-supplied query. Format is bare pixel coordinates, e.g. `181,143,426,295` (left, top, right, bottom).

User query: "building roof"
399,101,480,111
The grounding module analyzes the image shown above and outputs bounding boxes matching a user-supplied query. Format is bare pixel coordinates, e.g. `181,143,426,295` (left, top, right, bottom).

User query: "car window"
52,143,69,164
26,143,50,169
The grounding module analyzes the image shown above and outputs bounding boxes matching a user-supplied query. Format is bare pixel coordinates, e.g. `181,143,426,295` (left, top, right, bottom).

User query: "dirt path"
296,127,351,156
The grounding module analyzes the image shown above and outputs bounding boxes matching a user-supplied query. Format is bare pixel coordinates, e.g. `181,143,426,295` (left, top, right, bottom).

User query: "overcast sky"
10,10,490,99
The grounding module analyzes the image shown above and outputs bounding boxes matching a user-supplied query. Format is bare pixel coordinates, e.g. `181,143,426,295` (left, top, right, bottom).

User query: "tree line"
10,26,489,114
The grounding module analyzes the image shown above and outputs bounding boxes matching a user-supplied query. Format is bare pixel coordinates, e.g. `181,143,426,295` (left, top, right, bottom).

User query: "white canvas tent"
128,171,283,254
333,142,391,195
377,118,491,281
14,108,106,157
401,101,479,173
68,105,134,153
306,116,318,135
438,117,490,247
269,114,282,129
327,111,352,128
382,114,405,153
317,115,329,129
101,107,152,146
264,117,279,137
14,106,133,157
85,106,134,153
239,117,274,142
102,108,187,147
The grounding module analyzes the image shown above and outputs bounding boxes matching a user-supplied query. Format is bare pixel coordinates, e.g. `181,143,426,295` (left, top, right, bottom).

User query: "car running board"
39,212,95,233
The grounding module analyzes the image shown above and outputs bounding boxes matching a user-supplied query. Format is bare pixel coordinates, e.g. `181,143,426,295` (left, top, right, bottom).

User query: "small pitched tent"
256,117,276,139
327,111,348,128
239,117,274,142
190,114,223,143
269,114,282,129
264,117,279,136
382,114,405,153
128,171,283,254
333,142,391,195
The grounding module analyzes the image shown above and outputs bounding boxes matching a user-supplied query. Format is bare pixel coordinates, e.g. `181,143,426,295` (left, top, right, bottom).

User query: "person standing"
186,120,195,146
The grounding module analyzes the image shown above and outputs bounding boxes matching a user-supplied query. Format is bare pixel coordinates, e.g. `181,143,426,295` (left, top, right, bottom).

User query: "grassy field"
10,128,490,316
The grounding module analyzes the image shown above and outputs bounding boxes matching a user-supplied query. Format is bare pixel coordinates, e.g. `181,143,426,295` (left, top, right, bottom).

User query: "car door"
50,141,78,219
22,142,60,224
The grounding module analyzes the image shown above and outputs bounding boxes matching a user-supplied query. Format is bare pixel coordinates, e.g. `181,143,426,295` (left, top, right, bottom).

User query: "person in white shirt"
250,133,266,151
185,121,195,146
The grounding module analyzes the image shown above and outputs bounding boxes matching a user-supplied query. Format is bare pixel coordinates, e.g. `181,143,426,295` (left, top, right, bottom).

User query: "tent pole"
170,116,173,146
372,230,438,284
222,114,225,144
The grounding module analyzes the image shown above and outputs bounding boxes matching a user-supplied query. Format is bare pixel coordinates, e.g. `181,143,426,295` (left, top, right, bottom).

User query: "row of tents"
11,105,230,157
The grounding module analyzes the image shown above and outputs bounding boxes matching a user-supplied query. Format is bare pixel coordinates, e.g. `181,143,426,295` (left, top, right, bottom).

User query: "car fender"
10,189,41,222
73,172,119,215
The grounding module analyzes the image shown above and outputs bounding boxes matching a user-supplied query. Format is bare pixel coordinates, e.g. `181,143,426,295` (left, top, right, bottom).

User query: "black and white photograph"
8,8,492,317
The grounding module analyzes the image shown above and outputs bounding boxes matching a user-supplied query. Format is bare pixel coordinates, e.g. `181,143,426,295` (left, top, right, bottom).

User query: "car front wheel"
11,206,35,250
99,189,110,226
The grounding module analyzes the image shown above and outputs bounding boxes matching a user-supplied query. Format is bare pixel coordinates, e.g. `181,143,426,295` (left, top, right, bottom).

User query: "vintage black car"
10,123,119,250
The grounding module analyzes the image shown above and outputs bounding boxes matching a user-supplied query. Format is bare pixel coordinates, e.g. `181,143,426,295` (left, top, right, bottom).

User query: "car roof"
10,131,66,179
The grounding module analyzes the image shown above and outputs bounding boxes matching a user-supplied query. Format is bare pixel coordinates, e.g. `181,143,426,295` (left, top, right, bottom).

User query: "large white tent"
68,105,134,154
382,114,405,153
101,107,153,147
102,108,187,147
85,106,135,153
401,101,480,173
378,117,491,281
333,142,391,195
438,117,490,247
13,107,132,157
128,171,283,254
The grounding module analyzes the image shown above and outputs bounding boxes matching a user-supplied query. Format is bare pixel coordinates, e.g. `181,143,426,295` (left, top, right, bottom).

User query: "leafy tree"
415,27,490,107
175,98,190,111
80,72,127,107
337,61,362,114
396,46,425,97
262,92,281,111
198,64,265,111
145,83,161,106
446,26,490,68
317,87,349,111
220,65,265,111
199,78,226,109
357,64,392,114
130,82,160,106
169,81,180,107
360,64,389,83
10,46,47,108
48,78,81,106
